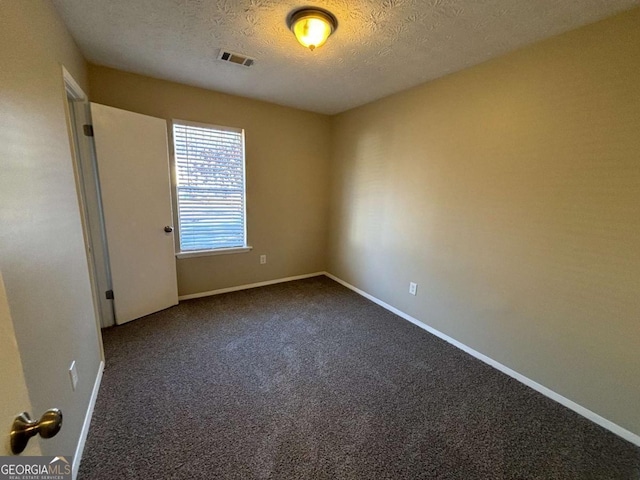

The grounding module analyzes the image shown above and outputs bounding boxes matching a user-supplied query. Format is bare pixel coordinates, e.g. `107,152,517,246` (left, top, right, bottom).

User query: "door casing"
63,67,114,330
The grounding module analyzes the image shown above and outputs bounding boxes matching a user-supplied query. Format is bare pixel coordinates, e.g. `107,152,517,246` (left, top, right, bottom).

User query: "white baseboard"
323,272,640,447
178,272,325,301
72,360,104,480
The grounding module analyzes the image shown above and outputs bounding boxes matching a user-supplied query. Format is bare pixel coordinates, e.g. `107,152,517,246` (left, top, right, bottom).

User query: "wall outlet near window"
260,254,267,264
69,360,78,391
409,282,418,296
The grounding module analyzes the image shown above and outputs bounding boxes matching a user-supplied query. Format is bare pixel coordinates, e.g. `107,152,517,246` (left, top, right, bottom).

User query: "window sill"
176,246,253,259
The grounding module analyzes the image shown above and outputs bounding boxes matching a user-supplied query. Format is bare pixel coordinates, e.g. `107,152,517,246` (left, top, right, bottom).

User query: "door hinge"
83,124,94,137
105,290,114,300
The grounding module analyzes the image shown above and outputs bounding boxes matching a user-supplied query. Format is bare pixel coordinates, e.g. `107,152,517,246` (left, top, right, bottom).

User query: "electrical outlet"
409,282,418,296
69,361,78,391
260,254,267,264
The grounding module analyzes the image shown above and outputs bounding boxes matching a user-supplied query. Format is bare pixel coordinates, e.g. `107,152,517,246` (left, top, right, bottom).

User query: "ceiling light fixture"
287,7,337,51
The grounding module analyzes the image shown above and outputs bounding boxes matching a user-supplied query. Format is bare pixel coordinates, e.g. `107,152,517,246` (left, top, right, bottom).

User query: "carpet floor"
78,276,640,479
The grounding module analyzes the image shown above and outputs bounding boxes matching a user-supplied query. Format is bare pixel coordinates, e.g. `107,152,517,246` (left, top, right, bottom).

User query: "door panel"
91,103,178,324
0,272,41,456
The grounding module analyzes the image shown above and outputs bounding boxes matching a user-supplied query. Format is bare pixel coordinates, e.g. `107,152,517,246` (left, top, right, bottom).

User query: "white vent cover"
217,50,255,67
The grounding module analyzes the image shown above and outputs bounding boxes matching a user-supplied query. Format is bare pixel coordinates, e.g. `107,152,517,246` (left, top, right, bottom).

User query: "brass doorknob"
10,409,63,454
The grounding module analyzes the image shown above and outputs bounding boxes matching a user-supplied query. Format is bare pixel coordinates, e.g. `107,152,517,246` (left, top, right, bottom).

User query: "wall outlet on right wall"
409,282,417,296
260,254,267,265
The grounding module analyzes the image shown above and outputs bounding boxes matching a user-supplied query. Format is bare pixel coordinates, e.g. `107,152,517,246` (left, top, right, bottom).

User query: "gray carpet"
79,276,640,479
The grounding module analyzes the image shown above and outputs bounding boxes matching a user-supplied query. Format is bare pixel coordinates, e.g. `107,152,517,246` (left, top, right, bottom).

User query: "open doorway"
63,67,115,329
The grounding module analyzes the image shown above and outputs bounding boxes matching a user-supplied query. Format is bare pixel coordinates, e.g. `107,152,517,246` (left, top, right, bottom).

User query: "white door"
0,272,41,456
91,103,178,324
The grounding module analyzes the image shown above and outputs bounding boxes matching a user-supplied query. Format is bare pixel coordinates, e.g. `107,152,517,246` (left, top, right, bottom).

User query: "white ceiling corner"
52,0,640,115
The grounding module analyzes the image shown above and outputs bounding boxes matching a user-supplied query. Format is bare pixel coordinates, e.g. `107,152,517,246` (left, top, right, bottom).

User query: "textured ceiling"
52,0,640,114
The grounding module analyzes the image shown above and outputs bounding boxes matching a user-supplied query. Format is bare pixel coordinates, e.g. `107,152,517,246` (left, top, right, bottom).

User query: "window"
172,120,248,255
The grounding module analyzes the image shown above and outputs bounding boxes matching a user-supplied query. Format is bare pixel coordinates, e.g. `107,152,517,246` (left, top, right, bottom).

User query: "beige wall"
0,0,102,458
88,66,331,296
328,8,640,436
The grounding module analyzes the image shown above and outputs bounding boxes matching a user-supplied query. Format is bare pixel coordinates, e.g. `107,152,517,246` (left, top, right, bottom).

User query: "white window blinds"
173,121,246,252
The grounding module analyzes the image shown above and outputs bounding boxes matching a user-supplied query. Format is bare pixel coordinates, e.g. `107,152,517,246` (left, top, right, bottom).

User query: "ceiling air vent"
217,50,255,67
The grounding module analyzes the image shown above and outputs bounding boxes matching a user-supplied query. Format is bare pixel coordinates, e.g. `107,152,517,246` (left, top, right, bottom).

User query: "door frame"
62,66,114,331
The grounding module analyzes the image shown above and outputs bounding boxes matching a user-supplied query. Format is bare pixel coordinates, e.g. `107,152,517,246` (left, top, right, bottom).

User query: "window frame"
170,118,251,259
